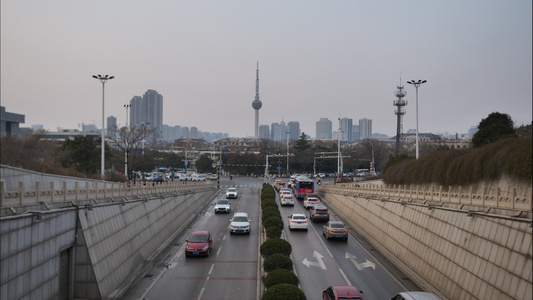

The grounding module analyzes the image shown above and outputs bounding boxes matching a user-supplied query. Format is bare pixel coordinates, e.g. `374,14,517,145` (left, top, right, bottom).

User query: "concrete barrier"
318,186,532,300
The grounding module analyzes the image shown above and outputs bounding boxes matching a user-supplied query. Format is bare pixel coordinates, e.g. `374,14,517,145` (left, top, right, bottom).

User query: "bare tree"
108,124,159,180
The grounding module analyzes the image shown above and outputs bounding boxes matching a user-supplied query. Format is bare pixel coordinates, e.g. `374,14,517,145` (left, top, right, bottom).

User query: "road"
119,175,420,299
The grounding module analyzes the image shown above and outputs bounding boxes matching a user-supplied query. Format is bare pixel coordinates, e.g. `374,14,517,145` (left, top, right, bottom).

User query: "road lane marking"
208,263,215,275
302,251,327,269
339,268,352,286
345,252,376,270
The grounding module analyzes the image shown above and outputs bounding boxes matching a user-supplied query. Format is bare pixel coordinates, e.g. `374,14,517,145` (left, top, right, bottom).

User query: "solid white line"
216,247,222,256
208,263,215,275
339,268,352,286
197,287,205,300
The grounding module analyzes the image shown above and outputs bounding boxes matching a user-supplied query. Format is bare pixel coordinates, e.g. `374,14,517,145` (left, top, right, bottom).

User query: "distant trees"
472,112,517,148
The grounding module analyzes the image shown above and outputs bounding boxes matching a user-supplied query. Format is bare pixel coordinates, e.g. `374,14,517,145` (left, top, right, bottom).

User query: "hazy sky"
2,1,531,138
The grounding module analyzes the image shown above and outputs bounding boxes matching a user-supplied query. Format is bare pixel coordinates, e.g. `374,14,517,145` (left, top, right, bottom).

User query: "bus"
292,176,315,199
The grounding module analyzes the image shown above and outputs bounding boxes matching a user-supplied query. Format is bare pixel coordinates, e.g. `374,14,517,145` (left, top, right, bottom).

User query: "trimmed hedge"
261,201,279,210
260,238,292,258
262,210,281,221
264,269,299,288
262,216,284,229
263,253,293,272
265,225,282,239
261,283,306,300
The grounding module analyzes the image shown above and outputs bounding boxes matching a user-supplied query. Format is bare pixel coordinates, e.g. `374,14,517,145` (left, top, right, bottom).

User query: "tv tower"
251,62,263,138
393,78,408,155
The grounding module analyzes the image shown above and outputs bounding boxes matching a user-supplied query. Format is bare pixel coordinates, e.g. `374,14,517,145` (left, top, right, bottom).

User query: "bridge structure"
1,164,531,299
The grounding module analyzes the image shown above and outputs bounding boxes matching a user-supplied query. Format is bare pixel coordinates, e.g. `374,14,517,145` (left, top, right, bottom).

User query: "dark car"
310,205,329,222
185,230,212,257
323,285,363,300
323,221,348,241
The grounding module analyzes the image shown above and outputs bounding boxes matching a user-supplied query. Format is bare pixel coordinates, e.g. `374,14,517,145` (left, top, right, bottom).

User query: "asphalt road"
119,175,420,300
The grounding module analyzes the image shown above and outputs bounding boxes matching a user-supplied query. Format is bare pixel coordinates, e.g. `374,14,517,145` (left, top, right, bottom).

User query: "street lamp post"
93,74,114,180
218,145,227,189
407,79,426,159
124,104,130,180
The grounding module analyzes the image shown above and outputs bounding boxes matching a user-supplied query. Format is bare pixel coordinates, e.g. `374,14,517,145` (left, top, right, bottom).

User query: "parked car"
280,195,295,206
323,221,348,241
390,292,442,300
185,230,212,257
214,199,231,213
229,212,251,234
310,205,329,222
303,196,320,209
323,285,363,300
287,213,309,230
208,173,218,180
194,175,207,181
226,188,238,199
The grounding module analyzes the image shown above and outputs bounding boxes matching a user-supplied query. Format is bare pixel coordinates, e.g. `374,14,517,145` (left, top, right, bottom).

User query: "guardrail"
321,182,533,212
0,180,215,208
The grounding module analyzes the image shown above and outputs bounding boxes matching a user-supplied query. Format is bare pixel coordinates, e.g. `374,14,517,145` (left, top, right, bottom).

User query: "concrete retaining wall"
318,190,532,300
0,188,218,300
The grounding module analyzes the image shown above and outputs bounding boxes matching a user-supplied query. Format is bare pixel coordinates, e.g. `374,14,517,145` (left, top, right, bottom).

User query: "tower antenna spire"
252,62,263,138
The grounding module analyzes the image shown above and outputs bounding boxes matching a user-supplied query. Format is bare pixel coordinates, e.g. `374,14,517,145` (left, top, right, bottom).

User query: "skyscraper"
130,90,163,138
359,118,372,139
287,121,300,141
340,117,353,141
251,62,263,138
258,125,270,139
316,118,332,140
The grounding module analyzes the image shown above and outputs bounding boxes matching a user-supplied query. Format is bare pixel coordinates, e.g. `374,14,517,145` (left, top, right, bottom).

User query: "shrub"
261,193,276,202
261,200,278,210
263,253,293,272
265,225,282,239
260,238,292,258
261,283,306,300
262,216,283,229
264,269,299,288
262,210,281,221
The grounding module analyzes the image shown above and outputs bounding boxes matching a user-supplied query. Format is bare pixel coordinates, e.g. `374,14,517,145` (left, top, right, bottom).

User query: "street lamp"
407,79,426,159
124,104,130,180
218,145,227,189
93,74,114,180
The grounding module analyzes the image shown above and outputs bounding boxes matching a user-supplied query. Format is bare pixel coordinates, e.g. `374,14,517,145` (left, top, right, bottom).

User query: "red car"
185,230,213,257
323,285,364,300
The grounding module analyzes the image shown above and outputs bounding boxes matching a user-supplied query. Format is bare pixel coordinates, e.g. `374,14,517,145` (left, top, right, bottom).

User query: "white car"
303,196,320,209
230,212,251,234
214,199,231,213
194,175,206,181
287,213,309,230
280,195,295,206
226,188,238,199
279,190,292,200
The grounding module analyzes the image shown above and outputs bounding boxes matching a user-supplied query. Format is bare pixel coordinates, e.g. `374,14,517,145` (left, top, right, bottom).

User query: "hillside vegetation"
383,137,532,194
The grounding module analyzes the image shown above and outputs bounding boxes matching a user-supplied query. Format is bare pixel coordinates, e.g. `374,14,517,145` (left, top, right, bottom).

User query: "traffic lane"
281,203,350,298
140,187,259,300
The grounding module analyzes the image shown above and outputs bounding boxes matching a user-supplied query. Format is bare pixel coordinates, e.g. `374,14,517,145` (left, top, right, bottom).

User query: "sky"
1,0,531,139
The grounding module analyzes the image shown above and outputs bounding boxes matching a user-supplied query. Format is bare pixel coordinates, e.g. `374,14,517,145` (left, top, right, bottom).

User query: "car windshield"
233,216,248,222
189,234,207,243
228,188,237,192
330,223,345,228
217,200,229,205
339,298,361,300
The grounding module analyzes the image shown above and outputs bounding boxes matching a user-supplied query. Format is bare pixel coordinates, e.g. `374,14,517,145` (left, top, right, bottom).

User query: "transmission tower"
393,79,407,155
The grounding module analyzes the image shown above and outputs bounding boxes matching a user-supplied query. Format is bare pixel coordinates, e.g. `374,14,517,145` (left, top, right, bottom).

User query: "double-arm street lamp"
124,104,130,180
406,79,427,159
93,74,114,180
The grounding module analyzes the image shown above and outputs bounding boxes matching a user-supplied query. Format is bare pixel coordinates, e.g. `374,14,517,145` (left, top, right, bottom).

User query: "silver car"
323,221,348,241
214,199,231,213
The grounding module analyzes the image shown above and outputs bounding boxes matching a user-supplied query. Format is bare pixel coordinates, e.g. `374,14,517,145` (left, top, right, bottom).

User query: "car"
390,292,442,300
323,221,348,241
185,230,213,257
208,173,218,180
280,195,295,206
303,196,320,209
287,213,309,230
310,205,329,222
194,175,207,181
226,188,238,199
279,190,292,199
229,212,251,234
214,199,231,213
323,285,364,300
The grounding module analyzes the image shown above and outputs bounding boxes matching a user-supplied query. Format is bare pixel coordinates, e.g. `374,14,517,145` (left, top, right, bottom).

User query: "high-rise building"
351,125,360,141
340,117,353,141
190,127,199,139
258,125,270,139
251,62,263,138
287,121,300,141
316,118,332,140
271,121,287,142
130,90,163,138
359,118,372,139
107,116,117,137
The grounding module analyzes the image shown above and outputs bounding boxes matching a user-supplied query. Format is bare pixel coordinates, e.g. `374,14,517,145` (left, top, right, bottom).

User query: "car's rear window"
217,200,229,204
315,208,327,212
330,223,345,228
293,216,306,220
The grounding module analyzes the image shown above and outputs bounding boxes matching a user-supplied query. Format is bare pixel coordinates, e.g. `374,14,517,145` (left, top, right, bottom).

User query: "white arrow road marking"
302,251,327,270
345,252,376,270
